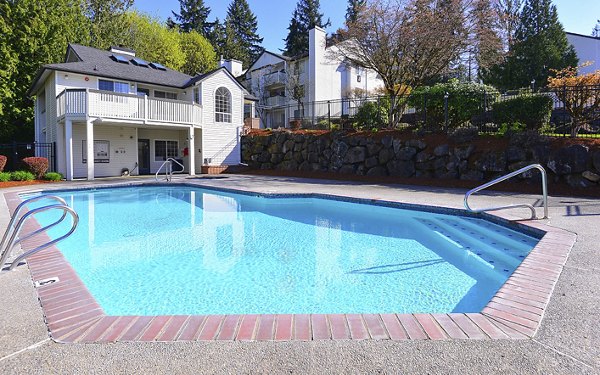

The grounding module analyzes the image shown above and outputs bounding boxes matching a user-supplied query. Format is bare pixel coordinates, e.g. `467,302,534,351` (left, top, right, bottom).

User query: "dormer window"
215,87,231,123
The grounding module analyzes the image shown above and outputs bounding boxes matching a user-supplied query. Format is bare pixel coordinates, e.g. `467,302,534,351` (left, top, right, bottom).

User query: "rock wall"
241,130,600,188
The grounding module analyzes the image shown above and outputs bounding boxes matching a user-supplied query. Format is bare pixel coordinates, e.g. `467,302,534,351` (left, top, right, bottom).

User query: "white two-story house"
29,44,255,180
241,27,384,129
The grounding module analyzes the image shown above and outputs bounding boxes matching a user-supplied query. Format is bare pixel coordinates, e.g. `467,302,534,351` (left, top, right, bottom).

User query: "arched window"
215,87,232,123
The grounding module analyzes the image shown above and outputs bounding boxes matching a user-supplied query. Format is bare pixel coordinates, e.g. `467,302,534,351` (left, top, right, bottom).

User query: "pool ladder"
464,164,548,220
155,158,185,182
0,195,78,271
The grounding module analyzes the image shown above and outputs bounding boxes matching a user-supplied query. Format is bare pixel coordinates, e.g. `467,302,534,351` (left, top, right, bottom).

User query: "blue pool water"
29,186,538,315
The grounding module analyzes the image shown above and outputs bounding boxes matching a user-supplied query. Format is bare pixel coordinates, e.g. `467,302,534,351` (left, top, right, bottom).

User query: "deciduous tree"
333,0,470,127
345,0,366,26
179,30,217,75
85,0,133,48
548,64,600,137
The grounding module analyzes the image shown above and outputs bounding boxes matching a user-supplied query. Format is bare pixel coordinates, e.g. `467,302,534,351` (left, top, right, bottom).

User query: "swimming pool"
30,185,538,316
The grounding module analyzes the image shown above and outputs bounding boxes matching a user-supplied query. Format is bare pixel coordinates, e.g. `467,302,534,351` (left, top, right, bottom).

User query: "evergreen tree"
222,0,264,69
484,0,578,90
85,0,134,48
593,20,600,37
345,0,366,25
170,0,214,37
284,0,331,56
208,18,227,59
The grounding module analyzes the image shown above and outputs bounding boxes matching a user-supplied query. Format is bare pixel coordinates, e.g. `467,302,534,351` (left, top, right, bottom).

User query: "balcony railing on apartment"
264,71,286,87
56,88,202,125
265,96,287,107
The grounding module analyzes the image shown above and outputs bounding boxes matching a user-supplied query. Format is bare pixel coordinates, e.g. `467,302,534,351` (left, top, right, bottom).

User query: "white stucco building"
238,27,384,129
566,32,600,74
29,44,255,180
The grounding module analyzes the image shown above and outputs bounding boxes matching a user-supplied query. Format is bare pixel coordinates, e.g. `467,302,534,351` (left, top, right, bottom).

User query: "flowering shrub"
0,155,6,172
22,157,48,179
548,64,600,137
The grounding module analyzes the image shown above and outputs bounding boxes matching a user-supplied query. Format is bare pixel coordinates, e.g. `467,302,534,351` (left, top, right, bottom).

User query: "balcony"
57,89,202,126
264,71,286,88
265,96,287,107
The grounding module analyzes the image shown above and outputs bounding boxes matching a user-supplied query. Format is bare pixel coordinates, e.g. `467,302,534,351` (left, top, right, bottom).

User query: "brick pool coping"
3,189,576,343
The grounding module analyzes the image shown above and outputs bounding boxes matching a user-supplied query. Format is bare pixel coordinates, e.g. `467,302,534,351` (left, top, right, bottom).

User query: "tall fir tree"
169,0,214,37
345,0,366,25
484,0,578,90
222,0,264,69
284,0,331,56
472,0,504,80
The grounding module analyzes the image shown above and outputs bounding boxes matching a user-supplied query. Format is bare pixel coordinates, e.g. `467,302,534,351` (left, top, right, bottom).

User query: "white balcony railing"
265,96,287,107
264,71,286,87
56,89,202,125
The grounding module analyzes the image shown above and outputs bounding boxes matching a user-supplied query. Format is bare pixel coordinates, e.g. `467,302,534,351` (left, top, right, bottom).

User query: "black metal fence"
0,142,56,172
263,86,600,138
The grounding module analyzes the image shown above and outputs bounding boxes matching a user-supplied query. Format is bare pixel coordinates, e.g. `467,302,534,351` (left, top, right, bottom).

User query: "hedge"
11,171,35,181
407,80,499,130
491,95,554,130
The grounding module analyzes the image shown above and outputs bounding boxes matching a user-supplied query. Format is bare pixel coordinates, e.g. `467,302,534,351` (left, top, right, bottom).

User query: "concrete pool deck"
0,174,598,374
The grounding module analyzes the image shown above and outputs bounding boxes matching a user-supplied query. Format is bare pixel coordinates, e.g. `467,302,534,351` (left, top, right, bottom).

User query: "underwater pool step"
416,218,523,270
454,217,537,251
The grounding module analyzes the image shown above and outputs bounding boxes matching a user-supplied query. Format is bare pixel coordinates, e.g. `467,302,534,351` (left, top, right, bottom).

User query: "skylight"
111,54,129,64
131,58,149,67
150,62,167,71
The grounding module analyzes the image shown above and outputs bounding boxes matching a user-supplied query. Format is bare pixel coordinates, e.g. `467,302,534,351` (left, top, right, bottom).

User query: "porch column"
86,119,94,180
188,126,196,176
65,119,73,181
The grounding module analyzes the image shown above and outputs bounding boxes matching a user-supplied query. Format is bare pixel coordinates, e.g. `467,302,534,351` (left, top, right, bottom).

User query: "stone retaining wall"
241,130,600,188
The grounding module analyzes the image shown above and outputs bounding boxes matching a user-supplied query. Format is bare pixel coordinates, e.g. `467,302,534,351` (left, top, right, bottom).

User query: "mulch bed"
0,180,59,189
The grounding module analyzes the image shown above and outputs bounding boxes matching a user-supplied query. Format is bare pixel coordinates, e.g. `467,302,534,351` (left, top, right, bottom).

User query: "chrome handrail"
0,195,68,253
155,157,185,182
0,197,79,271
464,164,548,220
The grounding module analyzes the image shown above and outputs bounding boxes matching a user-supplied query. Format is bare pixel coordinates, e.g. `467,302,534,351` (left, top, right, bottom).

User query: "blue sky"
135,0,597,53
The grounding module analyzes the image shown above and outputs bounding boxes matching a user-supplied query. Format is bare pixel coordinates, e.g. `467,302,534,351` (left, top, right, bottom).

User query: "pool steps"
415,217,532,275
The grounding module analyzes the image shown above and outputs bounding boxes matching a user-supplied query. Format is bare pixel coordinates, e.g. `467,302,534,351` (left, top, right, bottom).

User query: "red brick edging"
3,191,576,343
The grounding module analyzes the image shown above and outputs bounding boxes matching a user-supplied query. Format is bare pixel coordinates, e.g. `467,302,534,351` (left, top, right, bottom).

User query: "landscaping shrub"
0,155,6,172
491,95,553,131
11,170,35,181
0,172,10,182
21,157,48,179
44,172,63,181
407,79,499,130
354,97,390,130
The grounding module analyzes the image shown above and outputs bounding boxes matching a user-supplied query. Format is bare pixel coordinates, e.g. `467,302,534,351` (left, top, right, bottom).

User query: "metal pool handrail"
0,196,79,271
464,164,548,220
155,158,185,182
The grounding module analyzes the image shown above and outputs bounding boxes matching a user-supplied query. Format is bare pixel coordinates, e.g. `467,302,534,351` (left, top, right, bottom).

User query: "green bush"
407,79,499,130
497,121,526,136
491,95,553,131
44,172,63,181
10,170,35,181
0,172,10,182
354,97,390,130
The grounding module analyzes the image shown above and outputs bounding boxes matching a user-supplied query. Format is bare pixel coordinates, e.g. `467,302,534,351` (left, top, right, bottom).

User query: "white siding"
247,53,286,74
567,33,600,75
199,70,243,165
72,124,137,178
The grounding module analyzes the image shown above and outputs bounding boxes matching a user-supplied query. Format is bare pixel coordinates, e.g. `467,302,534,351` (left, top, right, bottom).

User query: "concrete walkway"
0,175,598,374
